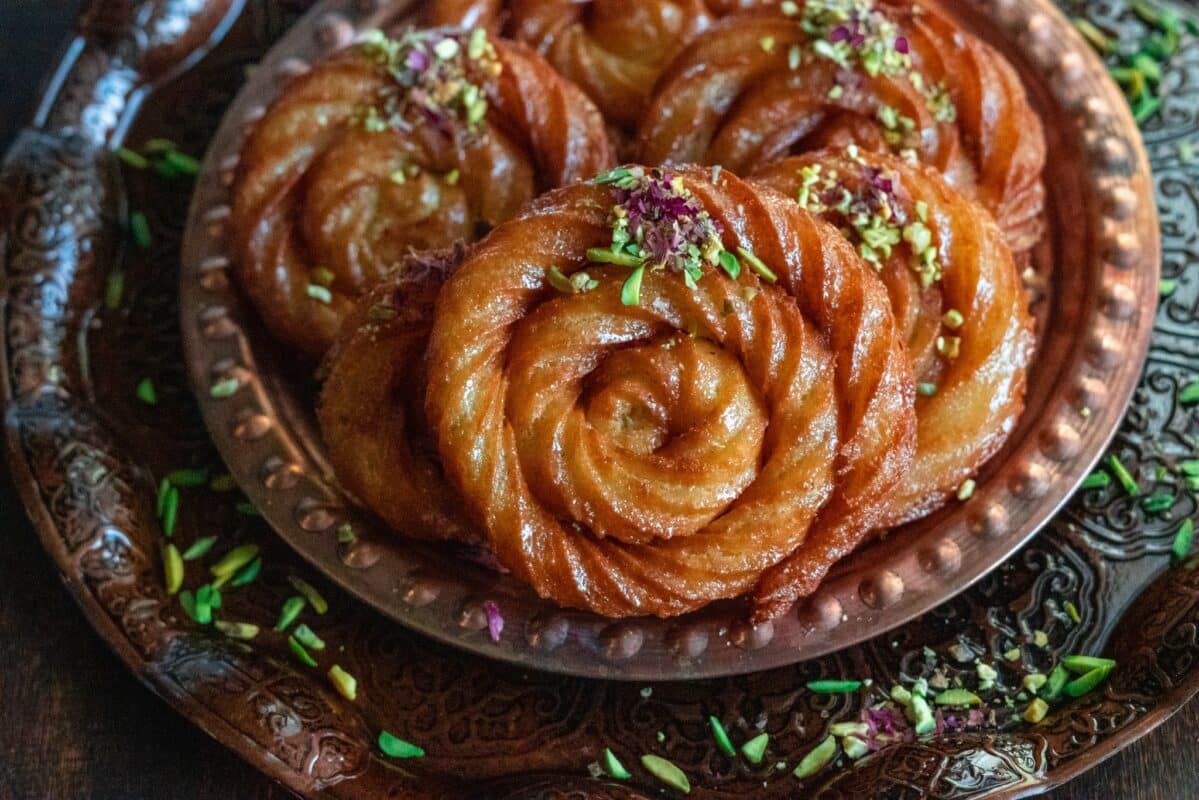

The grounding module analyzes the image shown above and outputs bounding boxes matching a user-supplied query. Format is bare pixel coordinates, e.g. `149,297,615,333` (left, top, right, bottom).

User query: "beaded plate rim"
177,0,1161,679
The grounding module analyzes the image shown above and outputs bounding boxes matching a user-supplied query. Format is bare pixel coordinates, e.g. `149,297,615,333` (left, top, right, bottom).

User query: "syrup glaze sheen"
422,166,915,618
231,27,613,356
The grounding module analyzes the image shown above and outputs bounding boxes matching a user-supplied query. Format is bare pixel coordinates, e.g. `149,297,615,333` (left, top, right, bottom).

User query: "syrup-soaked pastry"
318,246,481,545
422,0,737,132
231,27,613,356
636,0,1046,255
423,164,914,618
750,147,1033,616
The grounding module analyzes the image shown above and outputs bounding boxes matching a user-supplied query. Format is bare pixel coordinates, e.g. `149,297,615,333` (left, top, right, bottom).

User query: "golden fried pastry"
231,27,614,356
423,165,914,618
423,0,730,132
318,247,480,545
635,0,1046,254
754,149,1033,527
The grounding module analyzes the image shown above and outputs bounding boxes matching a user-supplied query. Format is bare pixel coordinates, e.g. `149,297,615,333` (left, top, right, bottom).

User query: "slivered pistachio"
214,620,259,639
792,736,836,780
211,544,260,579
162,543,184,595
740,732,769,765
1172,519,1194,564
378,730,424,758
288,636,318,667
602,748,631,780
275,595,306,631
136,378,157,406
181,536,218,561
736,246,778,283
293,623,326,651
287,575,329,614
641,754,690,794
708,716,736,757
229,556,262,588
328,664,358,701
1108,455,1140,496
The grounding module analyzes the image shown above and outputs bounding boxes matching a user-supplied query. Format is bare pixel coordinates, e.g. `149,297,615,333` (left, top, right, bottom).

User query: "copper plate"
6,0,1199,796
177,0,1159,679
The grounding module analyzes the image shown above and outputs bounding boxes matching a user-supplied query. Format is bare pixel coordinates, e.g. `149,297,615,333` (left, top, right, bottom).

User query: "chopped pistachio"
1180,380,1199,406
917,382,938,397
641,755,690,794
162,543,184,595
708,716,736,757
1041,664,1070,701
328,664,358,700
737,246,778,283
287,575,329,614
209,377,240,398
806,679,862,694
620,265,645,306
1108,455,1140,496
942,309,965,329
1173,518,1194,564
1064,666,1113,697
1160,278,1178,296
1061,654,1116,673
1033,630,1049,648
792,735,836,780
275,595,306,631
934,689,982,707
1065,600,1082,624
1023,698,1049,724
307,284,333,304
936,335,961,360
214,620,259,640
1142,492,1175,513
378,730,423,758
210,544,260,579
288,635,318,667
841,736,870,760
130,211,152,249
161,485,179,537
828,722,869,737
957,479,976,501
293,623,326,651
1081,471,1111,490
228,556,262,588
181,536,218,561
1023,673,1048,693
741,732,769,765
602,748,631,780
136,377,158,406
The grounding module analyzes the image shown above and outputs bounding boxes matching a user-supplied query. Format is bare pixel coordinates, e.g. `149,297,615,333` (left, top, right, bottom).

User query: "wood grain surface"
0,2,1196,798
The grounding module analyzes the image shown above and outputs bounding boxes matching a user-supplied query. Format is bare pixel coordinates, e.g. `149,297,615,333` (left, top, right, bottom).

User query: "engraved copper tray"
177,0,1158,679
4,0,1199,797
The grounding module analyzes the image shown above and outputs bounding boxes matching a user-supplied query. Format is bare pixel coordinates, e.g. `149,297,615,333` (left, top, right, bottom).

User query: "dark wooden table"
1,3,1197,798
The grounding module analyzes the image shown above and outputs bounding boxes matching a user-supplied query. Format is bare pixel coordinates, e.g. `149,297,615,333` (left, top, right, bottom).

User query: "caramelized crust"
231,34,613,356
635,0,1046,254
423,166,914,618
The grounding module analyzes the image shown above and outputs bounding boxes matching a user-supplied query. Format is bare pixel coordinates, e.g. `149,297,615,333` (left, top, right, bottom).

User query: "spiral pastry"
756,148,1034,518
635,0,1046,254
232,27,614,356
423,165,914,618
423,0,735,133
318,247,480,546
